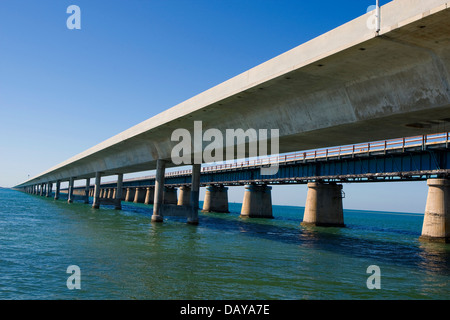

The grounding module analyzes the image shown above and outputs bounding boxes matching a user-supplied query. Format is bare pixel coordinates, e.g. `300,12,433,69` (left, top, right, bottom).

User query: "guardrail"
129,132,450,180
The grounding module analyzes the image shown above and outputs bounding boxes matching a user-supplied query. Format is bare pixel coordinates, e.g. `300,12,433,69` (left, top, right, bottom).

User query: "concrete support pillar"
420,179,450,243
84,178,90,204
92,172,102,209
202,185,229,213
152,159,167,222
115,174,123,210
177,186,191,206
188,164,201,225
68,177,75,203
46,182,52,198
107,188,112,199
54,181,61,200
164,187,178,204
301,182,345,227
125,187,135,202
240,184,273,219
134,187,146,203
144,187,154,205
40,183,44,196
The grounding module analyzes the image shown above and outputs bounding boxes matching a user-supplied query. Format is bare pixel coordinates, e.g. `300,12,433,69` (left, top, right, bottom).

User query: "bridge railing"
158,132,449,178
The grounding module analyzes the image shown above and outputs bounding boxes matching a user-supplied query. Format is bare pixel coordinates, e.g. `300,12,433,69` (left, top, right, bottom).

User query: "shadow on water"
198,213,450,275
27,192,450,275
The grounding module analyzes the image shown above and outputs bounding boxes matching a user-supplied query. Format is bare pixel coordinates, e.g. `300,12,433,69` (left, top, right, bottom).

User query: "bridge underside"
16,3,450,187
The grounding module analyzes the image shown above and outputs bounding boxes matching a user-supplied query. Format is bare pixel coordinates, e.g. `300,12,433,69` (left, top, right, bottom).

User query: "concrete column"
54,181,61,200
144,187,154,205
107,188,112,199
420,179,450,243
177,186,191,206
84,178,90,204
202,185,229,213
240,184,273,219
68,177,75,204
188,164,201,225
134,187,146,203
152,159,167,223
115,174,123,210
46,182,52,198
92,172,102,209
125,187,136,202
164,187,178,204
301,182,345,227
40,183,44,196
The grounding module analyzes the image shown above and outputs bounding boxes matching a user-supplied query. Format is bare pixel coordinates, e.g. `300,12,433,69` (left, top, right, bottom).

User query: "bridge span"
15,0,450,242
23,133,450,242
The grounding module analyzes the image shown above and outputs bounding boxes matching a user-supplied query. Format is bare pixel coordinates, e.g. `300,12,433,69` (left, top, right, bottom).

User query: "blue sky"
0,0,429,213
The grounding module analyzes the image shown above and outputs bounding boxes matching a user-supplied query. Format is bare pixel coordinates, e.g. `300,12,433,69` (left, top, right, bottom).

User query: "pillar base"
240,185,273,219
202,185,229,213
419,235,450,243
302,182,345,228
92,203,100,209
151,215,164,223
300,221,346,228
420,179,450,242
178,186,191,206
187,218,199,225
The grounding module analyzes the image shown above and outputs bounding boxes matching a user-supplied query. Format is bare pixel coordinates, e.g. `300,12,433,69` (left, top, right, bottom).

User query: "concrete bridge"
22,132,450,242
15,0,450,242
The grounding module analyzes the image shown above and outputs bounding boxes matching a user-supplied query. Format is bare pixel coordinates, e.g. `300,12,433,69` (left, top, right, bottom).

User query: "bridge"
15,0,450,242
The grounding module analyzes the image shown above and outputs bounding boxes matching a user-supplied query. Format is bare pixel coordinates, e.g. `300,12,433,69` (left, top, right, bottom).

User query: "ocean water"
0,188,449,300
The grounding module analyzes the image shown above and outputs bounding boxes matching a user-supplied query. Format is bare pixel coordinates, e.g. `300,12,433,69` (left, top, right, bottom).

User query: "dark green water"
0,188,449,300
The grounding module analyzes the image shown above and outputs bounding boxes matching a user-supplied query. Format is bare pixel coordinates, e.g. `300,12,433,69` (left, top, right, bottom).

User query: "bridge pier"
164,187,178,204
92,172,102,209
188,164,201,225
46,182,52,198
134,187,146,203
152,159,167,222
420,179,450,243
54,181,60,199
125,187,135,202
144,187,154,205
68,177,75,204
240,184,273,219
115,174,123,210
301,182,345,227
84,178,90,204
202,185,229,213
39,183,44,196
178,186,191,206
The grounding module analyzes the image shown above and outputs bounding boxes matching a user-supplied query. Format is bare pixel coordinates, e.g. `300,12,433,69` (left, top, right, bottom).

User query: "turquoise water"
0,188,449,300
